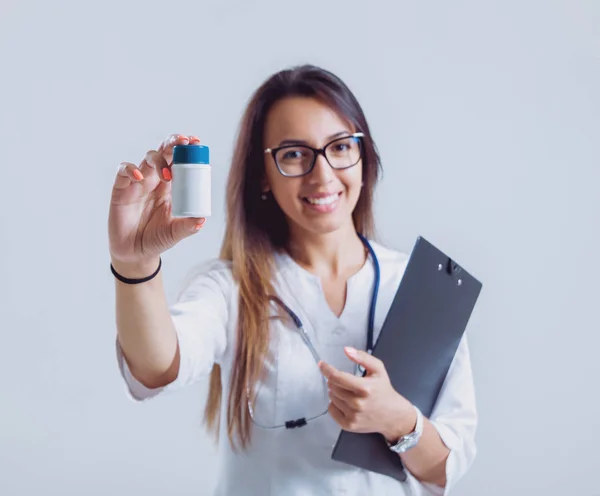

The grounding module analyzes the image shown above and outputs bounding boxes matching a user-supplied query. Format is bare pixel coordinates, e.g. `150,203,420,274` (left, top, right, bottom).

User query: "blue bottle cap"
172,144,210,164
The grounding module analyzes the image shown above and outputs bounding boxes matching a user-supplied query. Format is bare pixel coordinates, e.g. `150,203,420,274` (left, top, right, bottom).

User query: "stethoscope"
247,233,381,430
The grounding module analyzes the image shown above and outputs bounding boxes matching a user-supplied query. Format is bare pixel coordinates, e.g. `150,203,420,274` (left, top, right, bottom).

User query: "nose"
307,152,335,185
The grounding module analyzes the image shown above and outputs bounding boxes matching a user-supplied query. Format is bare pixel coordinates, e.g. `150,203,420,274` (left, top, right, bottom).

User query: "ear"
261,178,271,194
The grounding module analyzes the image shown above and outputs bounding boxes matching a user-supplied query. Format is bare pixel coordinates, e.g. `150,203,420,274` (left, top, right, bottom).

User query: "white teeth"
305,194,339,205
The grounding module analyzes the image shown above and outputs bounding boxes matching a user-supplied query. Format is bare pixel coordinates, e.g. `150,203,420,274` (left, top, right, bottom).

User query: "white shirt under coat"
116,240,477,495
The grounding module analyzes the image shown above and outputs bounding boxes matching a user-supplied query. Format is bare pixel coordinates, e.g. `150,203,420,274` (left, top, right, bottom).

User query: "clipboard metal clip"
439,258,463,286
446,258,462,276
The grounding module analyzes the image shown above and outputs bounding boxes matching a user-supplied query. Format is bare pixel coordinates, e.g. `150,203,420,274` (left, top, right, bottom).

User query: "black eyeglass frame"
264,132,365,177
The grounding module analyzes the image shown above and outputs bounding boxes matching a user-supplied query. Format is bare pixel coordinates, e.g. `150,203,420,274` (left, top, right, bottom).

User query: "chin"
306,222,346,236
297,212,352,236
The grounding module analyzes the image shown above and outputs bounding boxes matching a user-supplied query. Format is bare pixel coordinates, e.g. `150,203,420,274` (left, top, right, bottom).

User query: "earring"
261,193,268,200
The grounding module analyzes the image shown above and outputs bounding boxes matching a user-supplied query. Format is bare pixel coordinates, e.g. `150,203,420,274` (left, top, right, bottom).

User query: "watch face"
389,407,423,453
403,434,417,447
391,433,418,453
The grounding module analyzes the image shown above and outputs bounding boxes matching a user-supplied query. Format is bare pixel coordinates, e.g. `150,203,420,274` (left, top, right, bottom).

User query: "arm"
382,336,478,491
112,257,180,389
322,338,477,493
113,258,231,401
381,409,451,487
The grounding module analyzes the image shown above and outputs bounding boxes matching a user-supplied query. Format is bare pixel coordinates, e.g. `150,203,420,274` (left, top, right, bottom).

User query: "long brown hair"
204,64,382,450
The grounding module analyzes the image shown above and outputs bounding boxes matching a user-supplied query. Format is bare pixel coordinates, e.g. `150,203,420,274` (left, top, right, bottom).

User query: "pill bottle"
171,144,211,218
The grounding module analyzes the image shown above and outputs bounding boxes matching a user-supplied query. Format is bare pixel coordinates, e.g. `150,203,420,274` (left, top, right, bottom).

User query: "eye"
282,150,303,160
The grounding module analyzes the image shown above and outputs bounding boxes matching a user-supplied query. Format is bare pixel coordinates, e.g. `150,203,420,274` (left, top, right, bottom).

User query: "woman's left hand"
318,346,416,442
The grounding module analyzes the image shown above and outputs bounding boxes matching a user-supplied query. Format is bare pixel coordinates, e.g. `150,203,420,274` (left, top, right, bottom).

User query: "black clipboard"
330,236,482,482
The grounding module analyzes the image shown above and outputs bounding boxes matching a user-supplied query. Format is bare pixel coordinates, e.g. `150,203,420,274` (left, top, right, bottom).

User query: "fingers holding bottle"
109,133,208,264
114,162,144,188
156,134,201,182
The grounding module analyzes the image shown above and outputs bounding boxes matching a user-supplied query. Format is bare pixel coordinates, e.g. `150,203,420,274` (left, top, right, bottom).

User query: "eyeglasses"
264,132,364,177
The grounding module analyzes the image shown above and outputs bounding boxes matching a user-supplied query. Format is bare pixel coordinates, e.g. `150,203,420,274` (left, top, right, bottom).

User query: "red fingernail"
162,168,172,181
190,136,200,143
133,170,144,181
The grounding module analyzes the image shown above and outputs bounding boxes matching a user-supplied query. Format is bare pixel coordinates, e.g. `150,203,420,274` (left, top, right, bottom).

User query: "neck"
286,222,366,279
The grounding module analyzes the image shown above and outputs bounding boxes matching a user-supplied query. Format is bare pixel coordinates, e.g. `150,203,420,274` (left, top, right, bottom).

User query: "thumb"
344,346,384,375
171,217,206,243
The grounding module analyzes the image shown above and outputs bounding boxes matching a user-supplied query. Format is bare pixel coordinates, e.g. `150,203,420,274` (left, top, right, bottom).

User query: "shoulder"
368,239,409,276
369,239,409,264
176,258,235,302
367,240,410,328
367,239,410,300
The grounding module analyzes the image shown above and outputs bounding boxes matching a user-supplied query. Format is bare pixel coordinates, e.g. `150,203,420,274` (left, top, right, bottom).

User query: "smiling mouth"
302,192,342,205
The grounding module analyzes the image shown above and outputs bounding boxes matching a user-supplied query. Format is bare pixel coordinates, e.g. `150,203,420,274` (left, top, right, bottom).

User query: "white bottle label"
170,164,211,218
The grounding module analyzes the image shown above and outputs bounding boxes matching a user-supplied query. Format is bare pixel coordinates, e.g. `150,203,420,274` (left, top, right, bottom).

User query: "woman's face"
262,96,363,238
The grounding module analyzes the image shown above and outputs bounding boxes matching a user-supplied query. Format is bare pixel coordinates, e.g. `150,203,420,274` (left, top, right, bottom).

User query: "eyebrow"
277,131,351,147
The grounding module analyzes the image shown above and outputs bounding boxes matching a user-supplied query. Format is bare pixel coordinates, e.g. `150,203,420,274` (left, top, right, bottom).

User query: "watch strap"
387,405,424,453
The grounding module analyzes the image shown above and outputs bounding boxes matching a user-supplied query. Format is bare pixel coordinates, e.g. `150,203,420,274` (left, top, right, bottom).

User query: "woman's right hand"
108,134,206,275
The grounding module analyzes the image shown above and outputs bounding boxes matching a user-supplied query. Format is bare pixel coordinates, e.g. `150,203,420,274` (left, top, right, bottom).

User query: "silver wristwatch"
387,405,424,454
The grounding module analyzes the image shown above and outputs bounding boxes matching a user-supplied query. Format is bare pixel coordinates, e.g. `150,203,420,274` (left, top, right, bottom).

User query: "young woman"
108,65,477,495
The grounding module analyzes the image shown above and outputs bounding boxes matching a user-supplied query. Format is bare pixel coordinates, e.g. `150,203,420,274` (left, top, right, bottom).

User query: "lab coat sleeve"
413,334,478,496
115,259,231,401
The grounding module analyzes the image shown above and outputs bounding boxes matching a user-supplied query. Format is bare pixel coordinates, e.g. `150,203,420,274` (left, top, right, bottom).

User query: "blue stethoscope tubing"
361,232,380,358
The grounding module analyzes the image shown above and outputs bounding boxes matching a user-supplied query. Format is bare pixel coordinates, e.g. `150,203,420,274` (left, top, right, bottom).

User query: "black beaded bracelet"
111,258,162,284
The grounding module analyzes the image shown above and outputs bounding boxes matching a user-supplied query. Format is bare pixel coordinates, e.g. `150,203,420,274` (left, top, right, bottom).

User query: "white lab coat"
116,240,477,495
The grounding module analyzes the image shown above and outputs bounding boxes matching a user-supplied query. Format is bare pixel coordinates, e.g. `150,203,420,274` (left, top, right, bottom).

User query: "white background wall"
1,1,598,494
